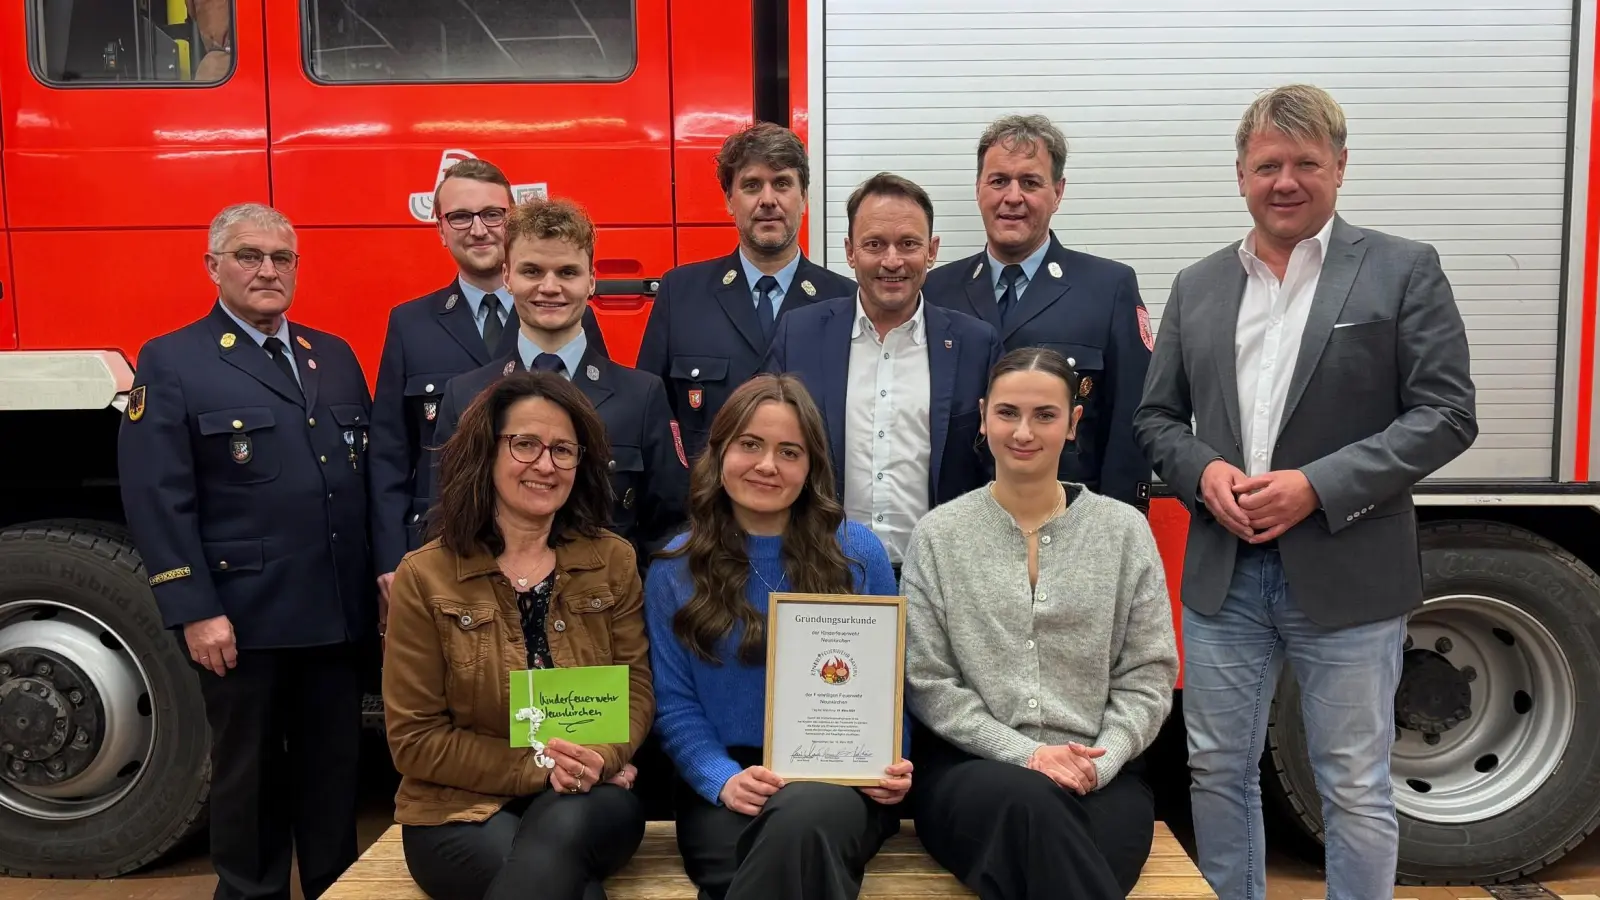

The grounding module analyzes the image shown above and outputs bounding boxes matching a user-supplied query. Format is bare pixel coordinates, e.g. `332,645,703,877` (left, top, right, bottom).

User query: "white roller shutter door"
819,0,1573,480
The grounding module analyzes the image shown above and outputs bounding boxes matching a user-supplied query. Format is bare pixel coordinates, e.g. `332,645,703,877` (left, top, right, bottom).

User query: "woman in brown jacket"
383,371,655,900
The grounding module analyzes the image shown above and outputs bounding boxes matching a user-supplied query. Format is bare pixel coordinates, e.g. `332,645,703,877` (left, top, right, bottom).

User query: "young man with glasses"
370,158,610,628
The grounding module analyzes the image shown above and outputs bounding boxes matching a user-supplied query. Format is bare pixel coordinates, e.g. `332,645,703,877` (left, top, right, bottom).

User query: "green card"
509,665,630,747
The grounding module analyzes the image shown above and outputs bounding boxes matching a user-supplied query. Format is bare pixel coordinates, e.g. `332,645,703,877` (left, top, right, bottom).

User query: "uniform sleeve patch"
669,420,688,468
1136,306,1155,352
148,566,191,586
127,385,146,422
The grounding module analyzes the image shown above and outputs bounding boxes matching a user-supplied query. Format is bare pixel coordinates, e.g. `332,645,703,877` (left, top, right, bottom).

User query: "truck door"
0,1,271,363
264,0,675,367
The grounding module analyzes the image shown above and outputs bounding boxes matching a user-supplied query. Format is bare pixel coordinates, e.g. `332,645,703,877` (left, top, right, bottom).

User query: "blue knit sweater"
645,520,902,804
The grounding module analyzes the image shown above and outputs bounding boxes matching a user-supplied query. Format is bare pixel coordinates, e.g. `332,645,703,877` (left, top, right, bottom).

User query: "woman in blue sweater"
645,374,910,900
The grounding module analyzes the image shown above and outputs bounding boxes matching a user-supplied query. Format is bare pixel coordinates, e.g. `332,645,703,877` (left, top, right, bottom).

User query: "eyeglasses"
218,248,300,273
441,207,508,230
501,434,583,469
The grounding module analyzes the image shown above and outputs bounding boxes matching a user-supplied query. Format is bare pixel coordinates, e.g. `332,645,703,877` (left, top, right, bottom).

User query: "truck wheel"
1266,520,1600,884
0,521,209,877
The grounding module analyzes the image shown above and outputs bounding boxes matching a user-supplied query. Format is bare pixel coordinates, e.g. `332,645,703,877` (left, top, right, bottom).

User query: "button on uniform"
1027,698,1038,709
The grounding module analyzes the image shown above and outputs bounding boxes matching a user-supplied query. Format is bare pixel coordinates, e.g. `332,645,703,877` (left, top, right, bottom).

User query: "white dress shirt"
843,293,932,565
1234,215,1336,477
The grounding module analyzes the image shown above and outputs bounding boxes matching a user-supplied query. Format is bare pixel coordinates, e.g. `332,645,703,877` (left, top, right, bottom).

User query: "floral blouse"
515,570,557,670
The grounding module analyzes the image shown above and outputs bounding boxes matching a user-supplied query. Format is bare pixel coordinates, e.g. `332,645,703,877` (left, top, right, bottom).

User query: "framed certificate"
762,592,906,785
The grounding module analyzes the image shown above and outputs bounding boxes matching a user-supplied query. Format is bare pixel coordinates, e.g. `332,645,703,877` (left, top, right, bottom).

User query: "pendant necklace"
751,562,788,594
996,483,1066,536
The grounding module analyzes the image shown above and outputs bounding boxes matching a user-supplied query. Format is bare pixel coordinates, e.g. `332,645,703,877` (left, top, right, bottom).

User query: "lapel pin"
296,335,311,351
722,269,737,285
801,280,816,296
971,263,982,280
220,333,236,349
1048,261,1063,279
307,358,317,370
944,339,953,349
445,293,459,310
587,364,599,382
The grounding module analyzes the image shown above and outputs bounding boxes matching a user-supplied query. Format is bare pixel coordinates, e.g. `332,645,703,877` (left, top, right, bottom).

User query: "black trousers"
194,641,363,900
402,784,646,900
673,747,901,900
909,731,1155,900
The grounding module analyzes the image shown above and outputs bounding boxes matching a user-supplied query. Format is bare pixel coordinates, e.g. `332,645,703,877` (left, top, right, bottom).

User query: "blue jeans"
1183,545,1406,900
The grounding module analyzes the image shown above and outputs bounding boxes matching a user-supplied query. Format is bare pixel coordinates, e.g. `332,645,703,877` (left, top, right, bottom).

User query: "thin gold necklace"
993,483,1066,536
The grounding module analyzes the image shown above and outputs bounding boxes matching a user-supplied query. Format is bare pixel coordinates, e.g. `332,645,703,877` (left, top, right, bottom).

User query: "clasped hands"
545,738,636,794
1200,460,1320,543
718,759,914,817
1028,742,1104,795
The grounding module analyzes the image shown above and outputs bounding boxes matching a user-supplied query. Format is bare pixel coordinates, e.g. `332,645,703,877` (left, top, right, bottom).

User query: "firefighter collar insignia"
296,335,311,351
587,364,600,382
801,280,816,296
971,263,982,280
1048,261,1063,279
722,269,737,285
220,332,236,349
446,293,459,310
504,360,517,376
127,386,146,422
230,434,252,464
424,401,437,422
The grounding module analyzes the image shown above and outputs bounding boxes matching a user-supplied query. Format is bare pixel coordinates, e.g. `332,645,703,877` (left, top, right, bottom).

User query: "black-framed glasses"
501,434,583,469
441,207,508,230
218,248,300,273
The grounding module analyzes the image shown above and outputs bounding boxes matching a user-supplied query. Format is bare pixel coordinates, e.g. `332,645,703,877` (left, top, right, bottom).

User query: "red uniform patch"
669,420,688,468
1136,306,1155,352
688,388,703,410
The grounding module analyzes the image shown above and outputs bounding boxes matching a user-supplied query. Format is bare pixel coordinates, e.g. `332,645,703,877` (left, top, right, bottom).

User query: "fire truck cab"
0,0,1597,888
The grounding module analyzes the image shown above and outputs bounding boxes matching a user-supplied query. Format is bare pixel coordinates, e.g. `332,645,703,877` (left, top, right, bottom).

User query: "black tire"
0,520,210,877
1265,520,1600,884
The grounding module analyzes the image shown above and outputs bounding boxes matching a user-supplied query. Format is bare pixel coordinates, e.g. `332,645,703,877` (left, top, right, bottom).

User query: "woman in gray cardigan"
902,347,1179,899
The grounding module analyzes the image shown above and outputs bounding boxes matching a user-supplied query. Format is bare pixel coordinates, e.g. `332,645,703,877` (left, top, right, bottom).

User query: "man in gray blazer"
1134,84,1477,899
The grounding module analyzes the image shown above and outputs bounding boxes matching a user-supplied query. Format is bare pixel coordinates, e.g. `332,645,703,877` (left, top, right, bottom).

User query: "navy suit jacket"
764,296,1002,508
424,340,689,569
117,304,374,649
924,232,1152,512
636,250,856,463
369,279,608,574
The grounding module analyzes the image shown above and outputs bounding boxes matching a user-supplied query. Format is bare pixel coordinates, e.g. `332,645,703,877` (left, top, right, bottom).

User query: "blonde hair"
1235,84,1347,157
504,198,597,263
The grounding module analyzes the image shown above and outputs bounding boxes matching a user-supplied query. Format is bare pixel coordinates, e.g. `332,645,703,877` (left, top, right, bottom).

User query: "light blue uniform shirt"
218,300,301,388
517,329,589,380
739,250,802,317
987,238,1051,305
459,282,513,337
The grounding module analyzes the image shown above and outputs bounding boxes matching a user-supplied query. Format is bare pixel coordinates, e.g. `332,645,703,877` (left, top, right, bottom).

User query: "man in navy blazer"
924,114,1152,513
368,158,606,618
766,173,1001,571
637,122,855,462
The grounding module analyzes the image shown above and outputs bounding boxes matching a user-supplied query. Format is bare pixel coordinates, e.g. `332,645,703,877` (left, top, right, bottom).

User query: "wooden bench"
324,819,1216,899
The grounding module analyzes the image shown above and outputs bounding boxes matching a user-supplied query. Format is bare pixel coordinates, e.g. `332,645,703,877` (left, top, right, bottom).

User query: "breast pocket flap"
198,407,275,436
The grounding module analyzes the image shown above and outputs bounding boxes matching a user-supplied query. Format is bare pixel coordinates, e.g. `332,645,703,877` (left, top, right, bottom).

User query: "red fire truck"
0,0,1596,887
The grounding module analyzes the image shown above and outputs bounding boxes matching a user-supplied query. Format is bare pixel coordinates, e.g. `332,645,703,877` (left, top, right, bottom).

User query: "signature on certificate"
789,742,874,764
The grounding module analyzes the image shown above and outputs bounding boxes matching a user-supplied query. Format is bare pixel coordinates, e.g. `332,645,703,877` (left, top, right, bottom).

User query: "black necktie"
262,337,302,396
482,298,505,353
754,275,779,341
532,353,565,375
997,264,1025,325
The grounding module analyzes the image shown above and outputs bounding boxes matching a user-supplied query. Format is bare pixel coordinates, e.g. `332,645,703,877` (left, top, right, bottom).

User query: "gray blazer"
1133,215,1477,628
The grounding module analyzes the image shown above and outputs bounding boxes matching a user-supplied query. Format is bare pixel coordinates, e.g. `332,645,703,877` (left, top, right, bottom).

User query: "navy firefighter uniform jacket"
368,280,609,576
117,303,375,649
635,250,856,463
923,231,1154,512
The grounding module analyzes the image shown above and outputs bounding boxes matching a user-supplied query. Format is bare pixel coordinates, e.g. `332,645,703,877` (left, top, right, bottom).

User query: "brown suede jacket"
382,530,654,826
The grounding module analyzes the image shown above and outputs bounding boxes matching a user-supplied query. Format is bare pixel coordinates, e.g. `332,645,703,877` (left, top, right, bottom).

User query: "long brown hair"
662,375,856,665
429,373,614,557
